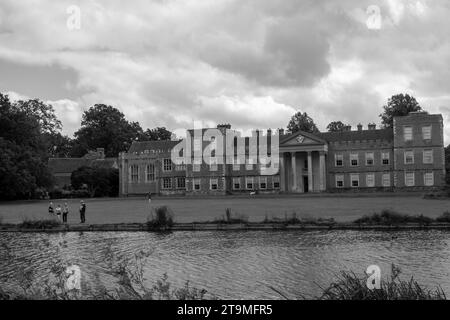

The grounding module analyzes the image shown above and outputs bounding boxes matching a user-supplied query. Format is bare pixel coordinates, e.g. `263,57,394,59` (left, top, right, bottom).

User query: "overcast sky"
0,0,449,143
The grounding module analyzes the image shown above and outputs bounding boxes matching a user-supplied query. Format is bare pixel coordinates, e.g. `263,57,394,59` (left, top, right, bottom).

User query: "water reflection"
0,230,449,299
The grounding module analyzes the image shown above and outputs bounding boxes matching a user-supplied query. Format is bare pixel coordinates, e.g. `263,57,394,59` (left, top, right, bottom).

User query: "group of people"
48,200,86,224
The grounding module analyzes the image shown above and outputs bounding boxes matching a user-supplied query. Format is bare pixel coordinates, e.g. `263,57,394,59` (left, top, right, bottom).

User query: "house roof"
127,140,181,154
48,158,91,174
316,128,393,142
48,157,118,173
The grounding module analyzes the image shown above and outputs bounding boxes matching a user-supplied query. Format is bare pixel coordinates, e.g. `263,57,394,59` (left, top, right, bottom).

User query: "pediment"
280,131,326,146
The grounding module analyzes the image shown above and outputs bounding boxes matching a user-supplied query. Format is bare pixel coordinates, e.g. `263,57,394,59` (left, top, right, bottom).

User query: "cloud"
0,0,448,144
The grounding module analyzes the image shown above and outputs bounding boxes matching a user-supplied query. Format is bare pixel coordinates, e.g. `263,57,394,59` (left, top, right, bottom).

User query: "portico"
279,132,328,193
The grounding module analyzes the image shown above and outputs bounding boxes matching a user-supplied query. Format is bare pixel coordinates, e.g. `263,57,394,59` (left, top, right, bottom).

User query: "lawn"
0,195,449,225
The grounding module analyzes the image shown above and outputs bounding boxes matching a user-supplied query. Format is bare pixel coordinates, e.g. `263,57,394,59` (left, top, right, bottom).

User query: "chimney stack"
368,123,376,130
278,128,285,136
357,124,363,131
267,128,272,136
343,125,352,132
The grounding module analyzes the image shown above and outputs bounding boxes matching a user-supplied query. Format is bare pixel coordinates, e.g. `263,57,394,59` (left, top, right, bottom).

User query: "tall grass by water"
318,264,446,300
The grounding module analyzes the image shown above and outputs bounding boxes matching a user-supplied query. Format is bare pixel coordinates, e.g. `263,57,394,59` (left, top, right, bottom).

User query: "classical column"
279,153,286,192
319,151,326,191
307,151,313,192
291,152,297,192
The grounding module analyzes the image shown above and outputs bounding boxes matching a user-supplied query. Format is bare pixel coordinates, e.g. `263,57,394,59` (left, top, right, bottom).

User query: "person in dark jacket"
48,202,54,217
79,200,86,223
62,203,69,223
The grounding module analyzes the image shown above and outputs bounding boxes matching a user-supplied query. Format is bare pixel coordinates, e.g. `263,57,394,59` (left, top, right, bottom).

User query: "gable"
280,131,326,146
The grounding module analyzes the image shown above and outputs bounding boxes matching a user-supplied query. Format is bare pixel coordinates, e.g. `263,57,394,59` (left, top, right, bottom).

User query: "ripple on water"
1,230,450,299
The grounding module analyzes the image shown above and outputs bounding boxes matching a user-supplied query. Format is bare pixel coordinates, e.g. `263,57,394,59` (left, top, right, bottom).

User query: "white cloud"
0,0,448,145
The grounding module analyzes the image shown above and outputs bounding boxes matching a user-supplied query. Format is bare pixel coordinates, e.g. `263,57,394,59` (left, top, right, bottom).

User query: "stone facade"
119,112,446,196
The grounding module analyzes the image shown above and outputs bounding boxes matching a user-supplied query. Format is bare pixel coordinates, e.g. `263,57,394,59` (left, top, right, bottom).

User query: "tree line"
0,93,173,200
0,92,448,200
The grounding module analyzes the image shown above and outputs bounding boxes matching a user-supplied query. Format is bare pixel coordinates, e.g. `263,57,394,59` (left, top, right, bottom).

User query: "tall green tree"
380,94,422,128
326,121,348,132
72,104,144,157
287,111,319,134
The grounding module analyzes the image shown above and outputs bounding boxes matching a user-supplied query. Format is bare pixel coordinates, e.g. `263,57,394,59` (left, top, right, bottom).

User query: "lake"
1,230,450,299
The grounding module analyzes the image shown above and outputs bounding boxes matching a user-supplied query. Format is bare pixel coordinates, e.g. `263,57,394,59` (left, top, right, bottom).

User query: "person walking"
55,204,62,221
48,202,54,217
147,192,152,205
62,203,69,223
79,200,86,223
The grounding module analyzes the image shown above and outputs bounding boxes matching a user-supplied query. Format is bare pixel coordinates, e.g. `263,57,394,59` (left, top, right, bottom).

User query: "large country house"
118,112,446,196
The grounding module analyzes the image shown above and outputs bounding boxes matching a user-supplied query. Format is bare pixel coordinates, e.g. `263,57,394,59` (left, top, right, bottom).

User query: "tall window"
350,174,359,187
193,178,201,190
404,126,413,141
366,173,375,187
246,163,253,171
273,176,280,189
209,158,218,171
350,153,359,166
259,177,267,189
335,175,344,188
335,154,343,167
233,163,240,171
210,178,218,190
162,177,172,189
405,172,415,186
194,138,201,151
233,177,241,190
246,177,254,190
382,173,390,187
382,152,390,165
176,164,186,171
193,159,201,172
424,172,434,186
365,152,374,166
404,150,414,164
423,149,433,164
422,125,432,140
163,158,172,171
176,177,186,189
130,165,139,182
146,164,155,182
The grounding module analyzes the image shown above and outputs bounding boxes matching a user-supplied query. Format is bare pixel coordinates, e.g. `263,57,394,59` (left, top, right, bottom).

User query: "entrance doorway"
303,176,309,193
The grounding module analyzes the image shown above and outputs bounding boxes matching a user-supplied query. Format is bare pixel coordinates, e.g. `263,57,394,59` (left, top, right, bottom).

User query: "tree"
71,166,119,197
73,104,144,157
0,93,54,199
380,94,422,128
326,121,348,132
287,111,319,134
13,99,62,135
142,127,173,141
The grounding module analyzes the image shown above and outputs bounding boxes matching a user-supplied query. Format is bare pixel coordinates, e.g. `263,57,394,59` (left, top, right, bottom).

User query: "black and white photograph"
0,0,450,312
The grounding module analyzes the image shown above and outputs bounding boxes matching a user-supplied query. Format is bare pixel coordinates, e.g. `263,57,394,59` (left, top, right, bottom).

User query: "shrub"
214,209,248,224
147,206,174,229
318,264,446,300
436,211,450,223
19,218,61,229
354,209,433,225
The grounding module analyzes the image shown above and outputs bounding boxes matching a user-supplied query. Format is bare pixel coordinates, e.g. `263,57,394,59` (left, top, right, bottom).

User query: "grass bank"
2,208,450,232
